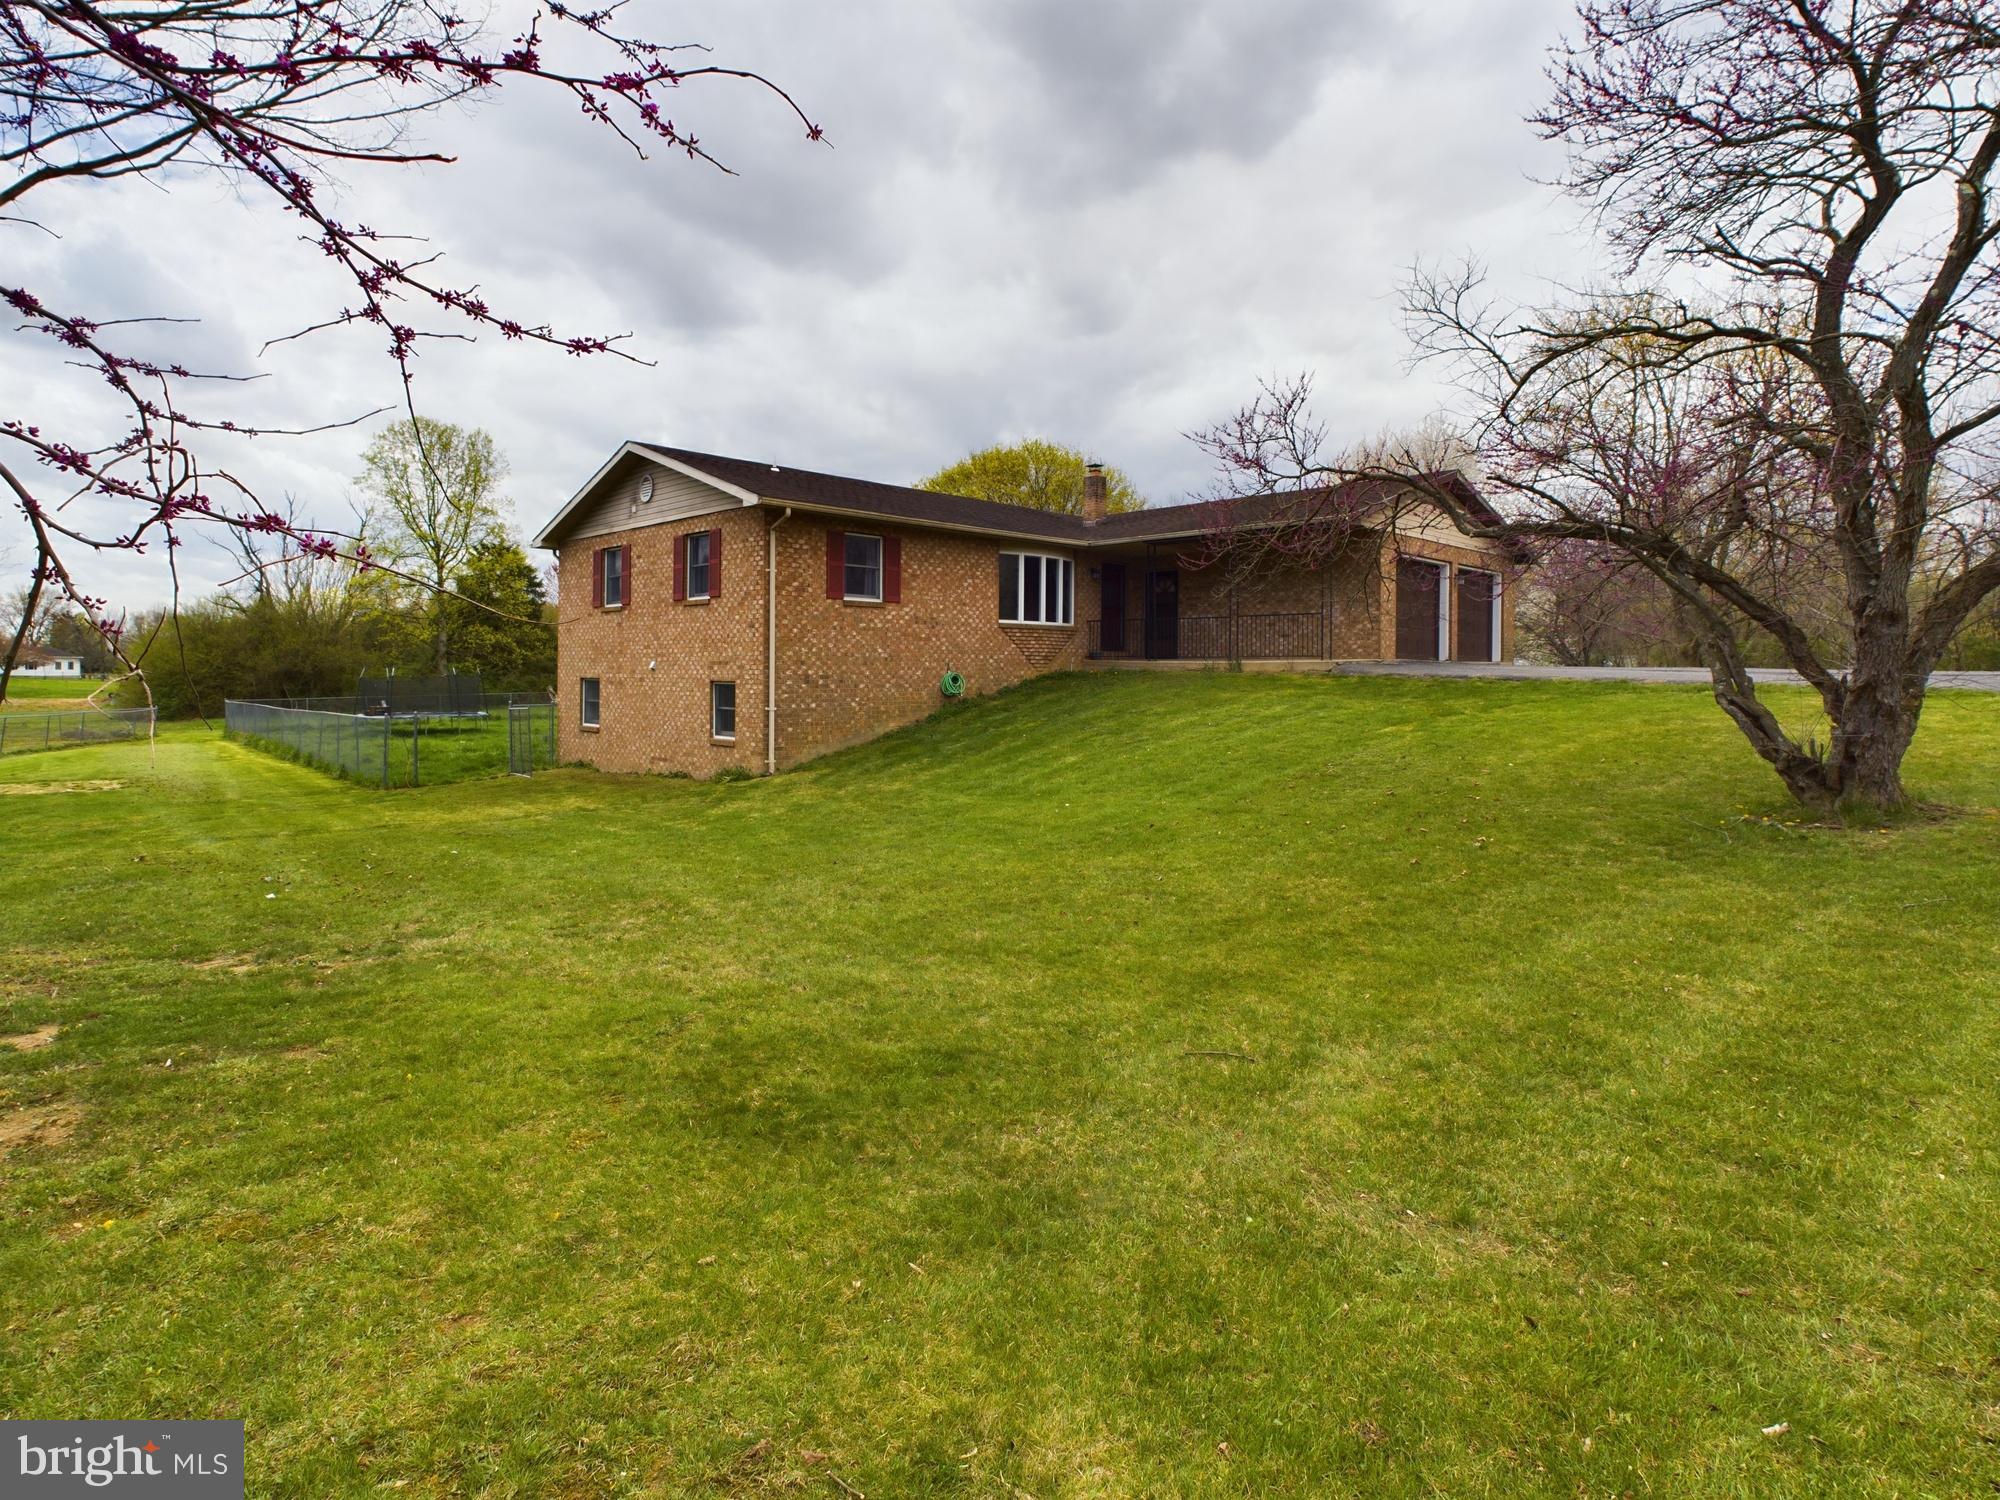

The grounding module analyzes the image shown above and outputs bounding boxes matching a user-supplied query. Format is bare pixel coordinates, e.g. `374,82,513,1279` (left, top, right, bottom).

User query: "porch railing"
1087,610,1332,662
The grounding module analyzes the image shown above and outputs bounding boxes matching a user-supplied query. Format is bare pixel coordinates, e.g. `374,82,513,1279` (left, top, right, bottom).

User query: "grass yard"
0,676,110,710
1,672,1996,1497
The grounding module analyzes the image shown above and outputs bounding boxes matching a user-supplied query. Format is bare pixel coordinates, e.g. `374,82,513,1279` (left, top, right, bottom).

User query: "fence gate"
507,704,534,776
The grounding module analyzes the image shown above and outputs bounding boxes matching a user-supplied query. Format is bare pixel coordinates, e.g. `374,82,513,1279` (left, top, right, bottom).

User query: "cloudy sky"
3,0,1605,610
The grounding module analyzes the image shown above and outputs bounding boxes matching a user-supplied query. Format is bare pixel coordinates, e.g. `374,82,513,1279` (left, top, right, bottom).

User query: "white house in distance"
10,645,84,678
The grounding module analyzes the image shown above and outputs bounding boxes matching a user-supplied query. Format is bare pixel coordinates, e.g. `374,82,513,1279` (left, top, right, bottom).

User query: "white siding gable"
563,458,739,542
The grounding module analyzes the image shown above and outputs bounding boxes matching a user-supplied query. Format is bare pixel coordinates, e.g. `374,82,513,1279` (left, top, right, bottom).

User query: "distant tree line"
1516,530,2000,672
117,419,555,719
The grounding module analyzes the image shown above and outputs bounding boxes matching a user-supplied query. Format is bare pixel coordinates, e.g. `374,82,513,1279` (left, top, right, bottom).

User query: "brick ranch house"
534,443,1519,777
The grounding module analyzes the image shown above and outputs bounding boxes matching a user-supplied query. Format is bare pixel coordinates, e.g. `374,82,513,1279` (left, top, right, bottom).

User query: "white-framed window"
844,533,883,601
685,531,713,599
602,546,625,608
711,680,737,741
999,551,1074,626
580,677,601,728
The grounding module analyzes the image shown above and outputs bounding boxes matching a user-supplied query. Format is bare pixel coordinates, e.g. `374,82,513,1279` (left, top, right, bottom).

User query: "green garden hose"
939,669,966,699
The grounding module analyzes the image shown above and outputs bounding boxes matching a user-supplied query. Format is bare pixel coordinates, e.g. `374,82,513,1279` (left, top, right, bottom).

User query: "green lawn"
0,676,109,709
2,673,1995,1497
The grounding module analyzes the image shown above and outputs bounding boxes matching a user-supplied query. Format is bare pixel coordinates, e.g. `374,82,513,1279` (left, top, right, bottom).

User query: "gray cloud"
977,0,1391,192
1,0,1591,612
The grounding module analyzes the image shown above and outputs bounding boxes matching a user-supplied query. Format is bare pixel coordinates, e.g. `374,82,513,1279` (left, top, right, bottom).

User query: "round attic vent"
638,473,655,503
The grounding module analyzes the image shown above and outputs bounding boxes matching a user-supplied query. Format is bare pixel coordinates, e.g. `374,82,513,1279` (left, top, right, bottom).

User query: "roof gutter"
766,506,791,776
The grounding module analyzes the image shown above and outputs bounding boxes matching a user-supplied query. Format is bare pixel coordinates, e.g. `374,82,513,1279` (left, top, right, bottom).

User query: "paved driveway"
1331,661,2000,693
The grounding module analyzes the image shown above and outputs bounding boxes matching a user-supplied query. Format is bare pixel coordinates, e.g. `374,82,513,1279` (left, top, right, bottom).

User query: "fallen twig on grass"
1183,1049,1259,1063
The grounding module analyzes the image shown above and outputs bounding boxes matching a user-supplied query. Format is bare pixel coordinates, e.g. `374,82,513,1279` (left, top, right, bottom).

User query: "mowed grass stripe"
0,672,1995,1497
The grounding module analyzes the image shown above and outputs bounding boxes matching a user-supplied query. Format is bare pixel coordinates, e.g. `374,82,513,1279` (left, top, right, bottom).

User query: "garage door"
1455,569,1496,662
1395,558,1444,659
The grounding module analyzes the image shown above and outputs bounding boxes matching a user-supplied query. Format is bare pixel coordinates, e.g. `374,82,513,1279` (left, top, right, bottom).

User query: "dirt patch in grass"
208,1211,270,1242
3,1024,59,1052
188,954,265,973
0,1100,81,1157
0,780,125,796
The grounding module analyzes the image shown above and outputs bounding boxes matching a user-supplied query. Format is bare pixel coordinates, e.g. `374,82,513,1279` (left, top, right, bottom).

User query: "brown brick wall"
771,520,1086,768
555,506,1518,779
555,508,769,775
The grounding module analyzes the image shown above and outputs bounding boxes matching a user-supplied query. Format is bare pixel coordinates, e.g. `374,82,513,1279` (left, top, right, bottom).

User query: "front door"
1145,569,1180,659
1100,562,1127,653
1395,558,1444,660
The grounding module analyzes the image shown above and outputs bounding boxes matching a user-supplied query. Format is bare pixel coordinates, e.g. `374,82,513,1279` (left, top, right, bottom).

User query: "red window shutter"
883,535,902,603
825,529,844,598
591,547,605,608
673,533,687,601
709,528,723,598
620,546,632,606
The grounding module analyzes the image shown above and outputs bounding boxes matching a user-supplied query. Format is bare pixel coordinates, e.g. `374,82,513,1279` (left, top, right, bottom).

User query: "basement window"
999,551,1073,626
580,677,601,729
710,681,737,741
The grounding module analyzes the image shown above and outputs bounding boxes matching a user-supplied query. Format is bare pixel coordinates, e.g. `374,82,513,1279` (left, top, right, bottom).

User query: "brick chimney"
1082,460,1108,525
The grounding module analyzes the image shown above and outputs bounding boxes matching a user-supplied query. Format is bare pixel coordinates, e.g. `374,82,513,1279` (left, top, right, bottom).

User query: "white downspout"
766,507,791,775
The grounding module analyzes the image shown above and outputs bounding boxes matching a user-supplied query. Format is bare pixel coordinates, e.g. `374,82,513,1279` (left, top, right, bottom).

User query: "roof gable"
533,443,757,549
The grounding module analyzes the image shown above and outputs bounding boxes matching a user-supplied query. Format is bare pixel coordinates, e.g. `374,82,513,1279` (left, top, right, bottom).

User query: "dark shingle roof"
1079,487,1382,540
640,443,1502,547
648,445,1083,542
1086,472,1506,538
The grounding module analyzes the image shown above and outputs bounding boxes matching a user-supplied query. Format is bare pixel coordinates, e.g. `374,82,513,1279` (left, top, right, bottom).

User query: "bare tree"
1514,539,1651,666
1,580,50,648
1200,1,2000,814
1,0,821,702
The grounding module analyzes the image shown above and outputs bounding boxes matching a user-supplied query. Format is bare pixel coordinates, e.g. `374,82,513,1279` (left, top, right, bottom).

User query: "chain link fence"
0,705,155,758
507,702,558,775
224,692,553,788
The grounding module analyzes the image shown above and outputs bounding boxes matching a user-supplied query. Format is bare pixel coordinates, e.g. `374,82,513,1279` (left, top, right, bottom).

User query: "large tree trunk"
1823,650,1921,813
434,569,449,676
1818,597,1922,813
1718,666,1921,816
1827,697,1918,809
1696,601,1924,815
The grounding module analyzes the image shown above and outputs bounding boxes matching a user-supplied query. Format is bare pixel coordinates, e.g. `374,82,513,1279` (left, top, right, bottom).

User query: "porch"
1079,542,1509,666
